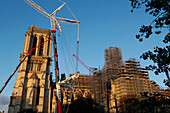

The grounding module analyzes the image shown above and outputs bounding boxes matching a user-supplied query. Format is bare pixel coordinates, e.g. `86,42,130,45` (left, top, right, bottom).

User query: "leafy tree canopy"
123,92,170,113
67,97,104,113
129,0,170,86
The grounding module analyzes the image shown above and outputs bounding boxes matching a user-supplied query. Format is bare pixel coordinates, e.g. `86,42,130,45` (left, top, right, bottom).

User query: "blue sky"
0,0,168,111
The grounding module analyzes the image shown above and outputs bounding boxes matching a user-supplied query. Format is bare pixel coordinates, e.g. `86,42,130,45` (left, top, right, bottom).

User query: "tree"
129,0,170,86
122,92,170,113
67,97,104,113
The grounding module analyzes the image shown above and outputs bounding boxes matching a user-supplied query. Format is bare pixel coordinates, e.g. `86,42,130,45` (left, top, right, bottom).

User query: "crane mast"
52,30,60,82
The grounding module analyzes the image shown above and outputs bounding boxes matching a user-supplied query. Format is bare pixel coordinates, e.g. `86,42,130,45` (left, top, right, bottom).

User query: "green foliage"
17,108,37,113
129,0,170,86
67,97,104,113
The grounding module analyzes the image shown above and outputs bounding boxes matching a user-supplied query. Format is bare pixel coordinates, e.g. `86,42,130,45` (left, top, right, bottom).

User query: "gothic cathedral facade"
8,25,53,113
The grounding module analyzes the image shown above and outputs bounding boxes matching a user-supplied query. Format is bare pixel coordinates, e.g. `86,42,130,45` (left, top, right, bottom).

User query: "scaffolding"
65,74,93,98
103,47,124,72
60,47,170,113
101,47,124,112
109,58,152,112
150,80,170,97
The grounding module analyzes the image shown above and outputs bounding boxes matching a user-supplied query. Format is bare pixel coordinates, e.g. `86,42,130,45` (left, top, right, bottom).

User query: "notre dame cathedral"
8,25,93,113
8,25,53,113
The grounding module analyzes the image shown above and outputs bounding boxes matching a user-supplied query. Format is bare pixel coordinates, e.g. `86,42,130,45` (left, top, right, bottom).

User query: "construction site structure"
102,47,124,72
60,47,170,113
150,80,170,97
91,70,105,112
101,47,124,112
57,74,93,112
91,47,170,113
65,74,93,98
109,58,152,113
8,25,53,113
62,47,170,113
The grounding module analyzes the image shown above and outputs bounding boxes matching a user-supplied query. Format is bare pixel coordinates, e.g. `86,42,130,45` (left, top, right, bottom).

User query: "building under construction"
150,80,170,97
65,74,92,99
109,58,152,113
101,47,124,112
102,47,124,77
60,74,93,113
62,55,170,113
91,47,170,113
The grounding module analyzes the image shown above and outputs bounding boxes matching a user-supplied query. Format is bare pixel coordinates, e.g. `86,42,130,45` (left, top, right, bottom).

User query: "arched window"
39,37,44,56
32,36,37,55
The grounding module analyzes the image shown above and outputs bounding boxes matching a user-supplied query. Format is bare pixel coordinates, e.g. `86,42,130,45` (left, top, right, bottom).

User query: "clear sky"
0,0,168,111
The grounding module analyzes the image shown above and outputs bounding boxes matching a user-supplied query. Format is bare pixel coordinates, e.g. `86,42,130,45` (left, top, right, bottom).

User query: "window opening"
39,38,44,56
32,37,37,55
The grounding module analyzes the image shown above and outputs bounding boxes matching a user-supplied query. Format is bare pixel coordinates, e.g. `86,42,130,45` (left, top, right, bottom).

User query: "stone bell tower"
8,25,52,113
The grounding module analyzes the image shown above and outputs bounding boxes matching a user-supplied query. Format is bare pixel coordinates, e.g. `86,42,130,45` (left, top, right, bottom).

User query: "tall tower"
101,47,124,112
102,47,124,82
8,25,52,113
103,47,123,70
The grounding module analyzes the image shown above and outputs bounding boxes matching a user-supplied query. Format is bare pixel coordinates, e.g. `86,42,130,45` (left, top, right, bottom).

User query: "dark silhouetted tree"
67,97,104,113
129,0,170,87
122,92,170,113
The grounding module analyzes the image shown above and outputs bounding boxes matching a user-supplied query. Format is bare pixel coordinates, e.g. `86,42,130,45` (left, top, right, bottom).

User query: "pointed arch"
84,90,91,98
74,89,83,98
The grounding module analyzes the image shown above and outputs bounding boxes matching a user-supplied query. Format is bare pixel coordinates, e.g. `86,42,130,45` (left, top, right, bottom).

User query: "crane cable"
57,0,80,104
58,0,80,72
58,0,78,21
59,31,76,73
58,34,71,75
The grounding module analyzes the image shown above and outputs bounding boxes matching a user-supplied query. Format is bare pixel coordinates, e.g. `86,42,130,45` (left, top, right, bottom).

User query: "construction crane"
24,0,80,83
0,37,53,94
24,1,80,113
55,72,80,113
